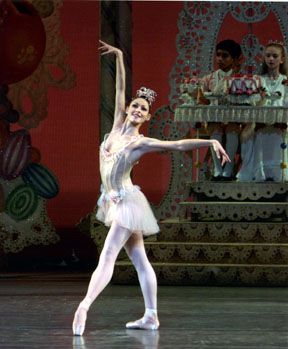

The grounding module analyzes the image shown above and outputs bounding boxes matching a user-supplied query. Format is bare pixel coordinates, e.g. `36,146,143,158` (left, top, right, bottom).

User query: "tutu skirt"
96,185,159,236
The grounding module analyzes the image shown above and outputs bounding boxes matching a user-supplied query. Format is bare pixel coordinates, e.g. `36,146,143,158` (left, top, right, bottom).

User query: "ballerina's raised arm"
99,40,126,131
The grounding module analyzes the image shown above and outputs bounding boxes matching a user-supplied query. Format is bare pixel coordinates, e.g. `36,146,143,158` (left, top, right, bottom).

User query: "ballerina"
72,40,230,336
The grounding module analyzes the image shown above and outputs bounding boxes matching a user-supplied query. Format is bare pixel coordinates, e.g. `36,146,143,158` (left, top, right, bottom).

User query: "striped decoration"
22,163,59,199
5,184,38,221
0,129,31,180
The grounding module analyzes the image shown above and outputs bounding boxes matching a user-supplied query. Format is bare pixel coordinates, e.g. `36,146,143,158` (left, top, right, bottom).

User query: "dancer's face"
264,46,284,71
126,98,151,125
215,49,234,72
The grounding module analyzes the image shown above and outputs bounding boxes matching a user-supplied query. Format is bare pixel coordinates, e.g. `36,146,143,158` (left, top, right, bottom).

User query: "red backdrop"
29,1,281,229
132,1,183,205
31,0,100,228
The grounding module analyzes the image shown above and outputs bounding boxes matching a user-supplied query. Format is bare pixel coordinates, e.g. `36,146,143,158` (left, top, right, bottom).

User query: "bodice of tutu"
99,134,142,203
96,132,159,235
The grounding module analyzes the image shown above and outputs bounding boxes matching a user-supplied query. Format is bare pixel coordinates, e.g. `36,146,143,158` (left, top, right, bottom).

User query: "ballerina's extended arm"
133,137,231,166
99,40,126,130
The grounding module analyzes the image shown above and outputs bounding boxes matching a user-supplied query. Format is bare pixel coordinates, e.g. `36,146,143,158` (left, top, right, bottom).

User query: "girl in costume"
72,41,230,336
238,41,288,181
254,42,288,181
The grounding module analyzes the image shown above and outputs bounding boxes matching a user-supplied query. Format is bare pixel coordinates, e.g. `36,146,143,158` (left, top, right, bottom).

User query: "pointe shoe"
72,307,87,336
126,316,160,330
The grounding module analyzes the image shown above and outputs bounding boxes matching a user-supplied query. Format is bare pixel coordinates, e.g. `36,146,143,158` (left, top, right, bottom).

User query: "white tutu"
96,185,159,236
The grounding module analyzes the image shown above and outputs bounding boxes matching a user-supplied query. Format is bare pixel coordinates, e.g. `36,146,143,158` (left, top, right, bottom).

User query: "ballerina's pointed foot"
126,316,160,330
72,307,87,336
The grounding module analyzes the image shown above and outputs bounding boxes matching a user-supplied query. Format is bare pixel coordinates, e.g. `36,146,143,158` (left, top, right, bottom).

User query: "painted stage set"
0,1,288,348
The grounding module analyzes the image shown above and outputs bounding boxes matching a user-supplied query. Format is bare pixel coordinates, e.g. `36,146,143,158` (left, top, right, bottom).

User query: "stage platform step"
158,219,288,242
161,218,288,224
187,181,288,201
117,241,288,264
113,261,288,286
180,201,288,221
180,201,288,206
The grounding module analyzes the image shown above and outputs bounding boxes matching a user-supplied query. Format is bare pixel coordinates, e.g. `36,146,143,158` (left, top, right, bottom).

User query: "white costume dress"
253,74,288,181
237,73,288,181
96,133,159,235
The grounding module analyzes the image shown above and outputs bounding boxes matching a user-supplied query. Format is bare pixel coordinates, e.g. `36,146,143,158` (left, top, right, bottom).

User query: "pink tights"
72,221,159,335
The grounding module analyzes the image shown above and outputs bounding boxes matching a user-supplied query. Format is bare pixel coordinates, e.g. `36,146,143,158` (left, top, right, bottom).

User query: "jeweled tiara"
136,87,157,105
268,39,285,46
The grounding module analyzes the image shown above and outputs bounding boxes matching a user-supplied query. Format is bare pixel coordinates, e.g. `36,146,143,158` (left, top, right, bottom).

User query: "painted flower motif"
185,2,214,19
178,35,199,51
230,3,269,23
8,2,75,129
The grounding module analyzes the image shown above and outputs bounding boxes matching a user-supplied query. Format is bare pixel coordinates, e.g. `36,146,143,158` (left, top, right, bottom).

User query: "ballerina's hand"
212,140,231,166
98,40,121,56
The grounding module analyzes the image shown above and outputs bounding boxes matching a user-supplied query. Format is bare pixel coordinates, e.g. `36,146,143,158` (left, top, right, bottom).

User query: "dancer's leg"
124,232,159,330
73,221,132,335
